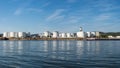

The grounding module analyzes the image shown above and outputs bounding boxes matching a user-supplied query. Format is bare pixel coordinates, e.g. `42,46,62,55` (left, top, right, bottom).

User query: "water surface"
0,40,120,68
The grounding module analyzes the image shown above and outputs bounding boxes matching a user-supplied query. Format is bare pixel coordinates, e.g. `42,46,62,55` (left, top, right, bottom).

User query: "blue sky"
0,0,120,33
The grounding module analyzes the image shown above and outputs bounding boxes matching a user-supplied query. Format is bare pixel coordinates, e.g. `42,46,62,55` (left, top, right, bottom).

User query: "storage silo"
77,32,85,38
86,32,91,37
44,31,51,37
18,32,26,38
91,32,96,37
9,32,16,38
59,33,62,38
77,27,85,38
52,31,59,38
70,33,74,38
66,33,71,38
61,33,66,38
95,32,100,37
3,32,9,38
15,32,18,38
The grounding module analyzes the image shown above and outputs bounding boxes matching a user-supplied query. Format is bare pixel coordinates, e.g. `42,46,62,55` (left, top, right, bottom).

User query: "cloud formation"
14,8,23,15
1,0,120,32
46,9,65,21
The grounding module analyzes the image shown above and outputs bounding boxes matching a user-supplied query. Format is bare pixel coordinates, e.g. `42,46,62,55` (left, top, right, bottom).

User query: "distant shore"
0,37,120,41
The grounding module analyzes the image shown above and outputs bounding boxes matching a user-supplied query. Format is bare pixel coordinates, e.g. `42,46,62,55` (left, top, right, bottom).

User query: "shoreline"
0,38,120,41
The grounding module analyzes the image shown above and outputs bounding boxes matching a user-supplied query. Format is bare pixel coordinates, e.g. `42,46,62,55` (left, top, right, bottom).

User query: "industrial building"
61,33,67,38
52,31,59,38
43,31,51,37
77,27,85,38
2,27,101,39
3,32,29,38
86,32,91,37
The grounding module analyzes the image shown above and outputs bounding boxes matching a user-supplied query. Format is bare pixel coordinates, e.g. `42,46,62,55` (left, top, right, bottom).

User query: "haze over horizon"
0,0,120,33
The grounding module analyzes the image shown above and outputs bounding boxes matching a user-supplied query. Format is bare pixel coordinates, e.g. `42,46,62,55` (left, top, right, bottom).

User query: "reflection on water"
0,40,120,68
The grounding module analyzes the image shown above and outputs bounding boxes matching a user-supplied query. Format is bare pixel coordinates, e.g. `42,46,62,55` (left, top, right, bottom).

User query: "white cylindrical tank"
61,33,66,38
66,33,71,38
44,31,51,37
95,32,100,37
3,32,9,38
86,32,91,37
77,31,85,38
9,32,16,38
52,31,59,38
15,32,18,38
71,33,74,38
91,32,96,37
18,32,26,38
59,33,62,38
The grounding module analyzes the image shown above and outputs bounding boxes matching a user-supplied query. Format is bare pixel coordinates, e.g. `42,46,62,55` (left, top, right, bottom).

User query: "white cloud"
27,8,43,12
46,9,65,21
91,0,120,12
14,8,23,15
94,13,114,21
13,0,33,15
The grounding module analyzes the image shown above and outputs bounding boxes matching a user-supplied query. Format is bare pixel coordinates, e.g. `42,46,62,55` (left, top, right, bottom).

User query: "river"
0,40,120,68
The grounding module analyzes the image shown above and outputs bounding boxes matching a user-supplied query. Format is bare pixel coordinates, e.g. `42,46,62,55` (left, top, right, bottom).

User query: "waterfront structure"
43,31,51,37
2,27,102,39
91,32,96,37
9,32,17,38
3,32,9,38
18,32,26,38
95,31,100,37
86,32,91,37
52,31,59,38
61,33,67,38
70,33,74,38
66,33,72,38
3,32,28,38
77,27,85,38
116,36,120,38
38,33,44,38
59,33,62,38
108,36,114,38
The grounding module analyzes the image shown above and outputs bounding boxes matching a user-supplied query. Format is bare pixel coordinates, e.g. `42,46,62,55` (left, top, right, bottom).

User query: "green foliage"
100,32,120,38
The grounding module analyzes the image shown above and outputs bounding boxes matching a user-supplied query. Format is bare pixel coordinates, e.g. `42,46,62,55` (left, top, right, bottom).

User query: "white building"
9,32,17,38
3,32,28,38
77,27,85,38
86,32,91,37
66,33,72,38
61,33,66,38
91,32,96,37
3,32,9,38
116,36,120,38
91,31,100,37
59,33,62,38
52,31,59,38
95,32,100,37
70,33,74,38
18,32,26,38
77,32,85,38
43,31,51,37
108,35,114,38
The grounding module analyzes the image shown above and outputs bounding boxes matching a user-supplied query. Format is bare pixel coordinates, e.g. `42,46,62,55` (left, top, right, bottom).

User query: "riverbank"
0,37,120,40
